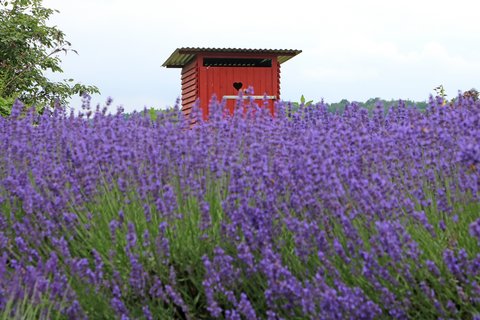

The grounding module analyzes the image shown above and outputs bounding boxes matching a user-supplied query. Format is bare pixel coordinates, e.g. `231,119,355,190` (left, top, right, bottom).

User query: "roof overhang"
162,47,302,68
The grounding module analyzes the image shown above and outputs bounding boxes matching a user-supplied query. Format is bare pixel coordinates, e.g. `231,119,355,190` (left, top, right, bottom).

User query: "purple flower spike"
470,218,480,245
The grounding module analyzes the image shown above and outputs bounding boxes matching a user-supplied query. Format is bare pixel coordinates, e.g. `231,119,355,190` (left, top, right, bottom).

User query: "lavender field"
0,95,479,319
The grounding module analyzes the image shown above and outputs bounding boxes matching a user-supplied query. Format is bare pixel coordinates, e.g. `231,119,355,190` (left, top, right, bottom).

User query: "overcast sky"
43,0,480,113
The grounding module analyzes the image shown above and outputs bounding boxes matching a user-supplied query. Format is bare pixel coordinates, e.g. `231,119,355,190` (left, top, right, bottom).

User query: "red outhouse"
162,47,301,119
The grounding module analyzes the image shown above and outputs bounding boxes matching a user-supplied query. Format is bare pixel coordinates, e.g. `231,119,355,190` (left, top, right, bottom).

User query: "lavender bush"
0,93,479,319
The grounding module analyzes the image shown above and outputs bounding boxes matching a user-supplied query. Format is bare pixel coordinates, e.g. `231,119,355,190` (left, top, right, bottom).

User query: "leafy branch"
0,0,99,114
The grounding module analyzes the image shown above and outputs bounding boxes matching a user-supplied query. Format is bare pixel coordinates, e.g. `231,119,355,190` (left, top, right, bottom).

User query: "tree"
0,0,99,114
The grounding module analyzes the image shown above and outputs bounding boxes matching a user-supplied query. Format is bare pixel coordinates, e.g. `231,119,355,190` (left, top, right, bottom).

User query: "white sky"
43,0,480,112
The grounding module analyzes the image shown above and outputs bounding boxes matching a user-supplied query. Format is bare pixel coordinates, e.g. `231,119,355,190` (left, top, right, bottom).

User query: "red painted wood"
180,59,198,116
204,66,275,115
180,51,287,120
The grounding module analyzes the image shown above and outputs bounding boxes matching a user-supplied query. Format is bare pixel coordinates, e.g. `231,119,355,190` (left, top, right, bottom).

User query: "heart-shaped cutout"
233,82,243,91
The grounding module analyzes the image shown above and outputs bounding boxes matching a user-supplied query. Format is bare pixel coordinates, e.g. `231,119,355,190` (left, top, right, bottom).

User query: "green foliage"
434,85,448,106
61,174,480,318
0,0,99,114
147,107,158,121
284,94,314,116
0,96,15,117
298,94,313,106
142,106,181,122
434,85,447,100
287,96,429,116
0,282,67,320
434,85,479,107
62,175,227,318
328,97,429,113
291,94,313,109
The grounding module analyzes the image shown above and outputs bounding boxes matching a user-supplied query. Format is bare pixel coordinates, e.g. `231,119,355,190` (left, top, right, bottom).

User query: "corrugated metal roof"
162,47,302,68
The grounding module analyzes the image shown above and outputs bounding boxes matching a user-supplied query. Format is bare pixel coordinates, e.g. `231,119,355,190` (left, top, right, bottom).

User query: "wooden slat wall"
181,60,198,118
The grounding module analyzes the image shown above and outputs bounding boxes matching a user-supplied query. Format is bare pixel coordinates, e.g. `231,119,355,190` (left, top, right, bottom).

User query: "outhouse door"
201,57,278,115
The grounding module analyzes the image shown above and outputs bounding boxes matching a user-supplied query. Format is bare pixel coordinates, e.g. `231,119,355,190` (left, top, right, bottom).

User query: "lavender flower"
470,218,480,245
1,94,479,318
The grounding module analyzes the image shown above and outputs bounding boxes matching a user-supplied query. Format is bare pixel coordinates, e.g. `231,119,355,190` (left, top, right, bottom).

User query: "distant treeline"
325,98,429,113
136,98,429,120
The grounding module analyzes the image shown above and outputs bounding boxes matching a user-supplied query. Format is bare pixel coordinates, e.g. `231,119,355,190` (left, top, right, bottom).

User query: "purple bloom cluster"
0,93,479,319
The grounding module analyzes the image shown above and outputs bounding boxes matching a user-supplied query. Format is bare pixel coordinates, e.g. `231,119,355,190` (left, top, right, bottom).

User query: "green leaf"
0,0,99,111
